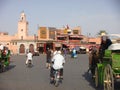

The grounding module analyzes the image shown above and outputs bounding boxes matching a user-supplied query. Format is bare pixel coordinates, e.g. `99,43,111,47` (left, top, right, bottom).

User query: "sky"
0,0,120,36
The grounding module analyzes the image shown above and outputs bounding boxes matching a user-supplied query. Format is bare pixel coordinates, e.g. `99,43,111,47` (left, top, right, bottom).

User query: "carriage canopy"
108,43,120,50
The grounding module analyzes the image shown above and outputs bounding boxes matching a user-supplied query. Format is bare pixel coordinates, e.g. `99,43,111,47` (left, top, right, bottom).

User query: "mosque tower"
17,11,28,40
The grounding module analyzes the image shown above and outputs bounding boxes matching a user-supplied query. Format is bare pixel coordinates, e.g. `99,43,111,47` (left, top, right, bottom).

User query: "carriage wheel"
95,67,99,87
104,64,114,90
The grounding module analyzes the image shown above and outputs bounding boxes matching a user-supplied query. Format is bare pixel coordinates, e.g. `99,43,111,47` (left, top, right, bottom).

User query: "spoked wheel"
54,79,59,87
104,64,114,90
95,67,99,88
54,75,59,87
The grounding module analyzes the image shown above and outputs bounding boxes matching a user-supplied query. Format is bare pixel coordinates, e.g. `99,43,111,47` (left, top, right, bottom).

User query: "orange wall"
88,37,101,44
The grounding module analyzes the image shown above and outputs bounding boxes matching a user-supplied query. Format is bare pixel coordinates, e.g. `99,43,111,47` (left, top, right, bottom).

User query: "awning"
55,43,61,47
80,46,86,49
69,35,83,38
63,43,81,49
57,35,66,37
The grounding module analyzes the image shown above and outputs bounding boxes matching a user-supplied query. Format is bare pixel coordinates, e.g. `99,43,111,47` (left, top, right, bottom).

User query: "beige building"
0,12,103,54
0,12,62,54
0,12,35,54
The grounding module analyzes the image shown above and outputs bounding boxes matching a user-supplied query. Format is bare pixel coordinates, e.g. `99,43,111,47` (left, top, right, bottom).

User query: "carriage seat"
112,53,120,69
103,50,112,60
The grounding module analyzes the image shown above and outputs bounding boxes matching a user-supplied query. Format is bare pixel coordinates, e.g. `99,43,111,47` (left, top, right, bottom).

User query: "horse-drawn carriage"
0,48,11,72
90,43,120,90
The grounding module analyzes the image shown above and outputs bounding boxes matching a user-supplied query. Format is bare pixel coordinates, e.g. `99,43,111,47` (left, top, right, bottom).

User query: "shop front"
37,43,44,54
37,41,54,54
54,42,62,50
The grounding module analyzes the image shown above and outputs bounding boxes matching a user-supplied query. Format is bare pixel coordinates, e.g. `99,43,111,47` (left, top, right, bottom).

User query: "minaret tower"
18,11,28,40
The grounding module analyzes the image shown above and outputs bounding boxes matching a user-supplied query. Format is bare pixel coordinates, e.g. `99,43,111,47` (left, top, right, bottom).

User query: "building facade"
0,12,35,54
0,12,102,54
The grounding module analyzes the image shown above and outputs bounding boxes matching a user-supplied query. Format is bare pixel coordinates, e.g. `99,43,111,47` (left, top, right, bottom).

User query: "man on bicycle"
26,50,33,65
50,50,65,84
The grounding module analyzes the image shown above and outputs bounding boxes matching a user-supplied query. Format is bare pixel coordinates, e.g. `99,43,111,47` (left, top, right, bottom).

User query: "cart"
94,43,120,90
0,50,11,72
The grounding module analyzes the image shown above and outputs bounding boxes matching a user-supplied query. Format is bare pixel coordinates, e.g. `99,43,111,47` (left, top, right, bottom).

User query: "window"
73,30,79,34
22,17,23,20
21,29,23,31
15,42,17,45
21,36,23,40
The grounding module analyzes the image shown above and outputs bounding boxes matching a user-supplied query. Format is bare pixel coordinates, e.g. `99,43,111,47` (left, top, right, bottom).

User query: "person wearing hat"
99,35,112,61
50,50,65,84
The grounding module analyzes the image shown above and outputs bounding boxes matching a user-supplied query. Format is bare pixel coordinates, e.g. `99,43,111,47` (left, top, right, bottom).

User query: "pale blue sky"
0,0,120,36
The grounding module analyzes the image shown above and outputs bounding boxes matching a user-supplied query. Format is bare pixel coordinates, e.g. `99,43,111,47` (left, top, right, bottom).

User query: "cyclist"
50,50,65,84
26,50,33,65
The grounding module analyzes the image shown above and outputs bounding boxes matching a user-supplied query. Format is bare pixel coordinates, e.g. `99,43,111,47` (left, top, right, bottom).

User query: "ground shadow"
83,71,120,90
8,64,16,70
114,80,120,90
82,71,103,90
26,64,34,68
0,64,16,73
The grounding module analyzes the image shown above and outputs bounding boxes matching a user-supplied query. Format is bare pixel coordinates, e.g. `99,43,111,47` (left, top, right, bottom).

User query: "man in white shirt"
26,51,33,65
50,50,65,83
52,51,65,69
